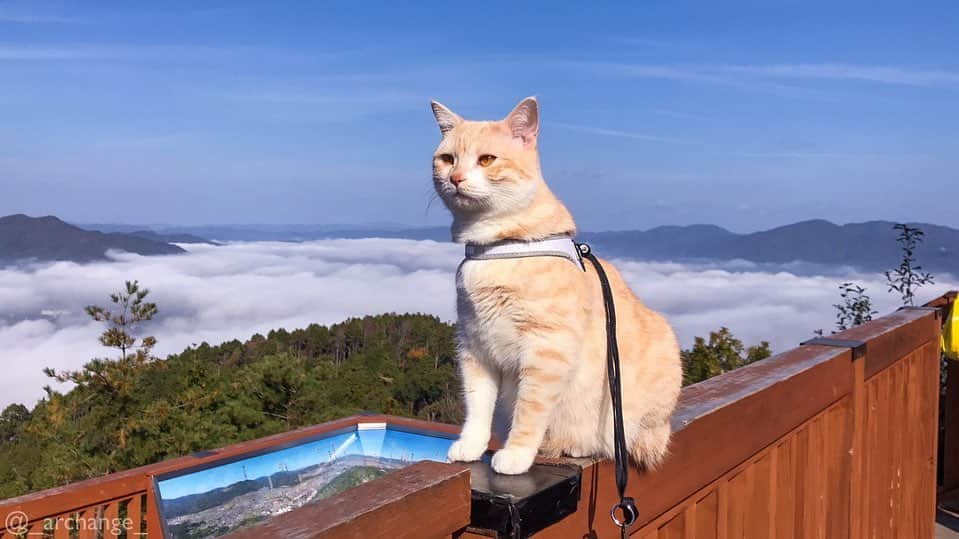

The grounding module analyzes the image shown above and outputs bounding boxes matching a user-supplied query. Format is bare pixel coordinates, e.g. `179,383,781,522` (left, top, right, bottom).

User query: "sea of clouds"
1,239,955,410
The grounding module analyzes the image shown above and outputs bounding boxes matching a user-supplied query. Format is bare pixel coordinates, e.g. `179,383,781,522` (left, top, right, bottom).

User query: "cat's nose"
450,173,466,186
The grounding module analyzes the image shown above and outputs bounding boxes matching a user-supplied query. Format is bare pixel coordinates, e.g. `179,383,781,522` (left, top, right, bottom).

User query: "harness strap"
576,242,638,538
464,236,585,271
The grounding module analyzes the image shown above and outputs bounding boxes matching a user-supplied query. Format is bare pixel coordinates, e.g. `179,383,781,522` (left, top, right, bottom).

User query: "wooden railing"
1,293,954,538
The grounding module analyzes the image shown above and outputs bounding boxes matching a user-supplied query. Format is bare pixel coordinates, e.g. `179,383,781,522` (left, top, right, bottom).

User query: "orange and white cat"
432,97,682,475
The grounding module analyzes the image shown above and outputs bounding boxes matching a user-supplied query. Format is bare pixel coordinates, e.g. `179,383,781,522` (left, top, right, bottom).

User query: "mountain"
122,230,216,245
580,220,959,274
55,218,959,273
0,214,185,263
82,223,448,243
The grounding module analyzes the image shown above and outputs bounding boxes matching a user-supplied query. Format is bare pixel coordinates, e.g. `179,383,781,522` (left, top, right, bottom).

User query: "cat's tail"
629,422,672,470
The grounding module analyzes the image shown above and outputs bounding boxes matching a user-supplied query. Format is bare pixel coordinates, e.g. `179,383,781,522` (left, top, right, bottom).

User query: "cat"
431,97,682,475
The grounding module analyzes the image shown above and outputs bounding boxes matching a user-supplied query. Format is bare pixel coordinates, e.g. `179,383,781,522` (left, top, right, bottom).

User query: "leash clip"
610,497,638,529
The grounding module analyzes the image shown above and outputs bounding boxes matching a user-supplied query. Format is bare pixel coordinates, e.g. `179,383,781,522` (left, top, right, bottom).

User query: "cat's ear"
431,100,463,136
505,96,539,147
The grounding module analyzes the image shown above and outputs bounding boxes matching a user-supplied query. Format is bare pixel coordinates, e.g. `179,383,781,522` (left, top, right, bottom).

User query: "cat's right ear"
431,101,463,136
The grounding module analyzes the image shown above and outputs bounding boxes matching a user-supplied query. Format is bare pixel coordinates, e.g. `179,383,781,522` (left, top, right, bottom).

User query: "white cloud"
562,62,959,96
1,239,955,410
548,122,680,143
718,63,959,88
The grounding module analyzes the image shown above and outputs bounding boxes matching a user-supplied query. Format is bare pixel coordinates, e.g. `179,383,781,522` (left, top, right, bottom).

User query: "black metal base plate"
466,456,581,538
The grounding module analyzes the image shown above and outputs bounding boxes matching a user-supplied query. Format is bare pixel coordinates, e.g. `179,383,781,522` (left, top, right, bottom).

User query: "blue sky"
1,1,957,232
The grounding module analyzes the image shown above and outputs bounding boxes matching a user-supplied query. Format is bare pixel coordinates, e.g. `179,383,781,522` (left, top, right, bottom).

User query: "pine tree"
681,327,771,386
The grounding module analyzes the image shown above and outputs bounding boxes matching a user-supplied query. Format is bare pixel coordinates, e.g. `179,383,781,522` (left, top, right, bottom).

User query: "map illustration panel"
155,424,453,539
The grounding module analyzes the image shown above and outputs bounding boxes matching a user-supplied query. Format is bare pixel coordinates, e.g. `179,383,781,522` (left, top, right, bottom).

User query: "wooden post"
849,356,866,539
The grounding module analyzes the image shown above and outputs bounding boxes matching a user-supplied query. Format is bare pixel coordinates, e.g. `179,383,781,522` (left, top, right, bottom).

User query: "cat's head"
430,97,543,219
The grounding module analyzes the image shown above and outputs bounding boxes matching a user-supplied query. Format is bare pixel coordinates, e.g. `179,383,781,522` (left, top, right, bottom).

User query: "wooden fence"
498,302,947,538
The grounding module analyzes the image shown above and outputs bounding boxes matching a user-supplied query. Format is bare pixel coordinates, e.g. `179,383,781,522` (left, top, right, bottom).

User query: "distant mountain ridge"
141,219,952,274
580,219,959,274
0,214,186,263
12,215,959,273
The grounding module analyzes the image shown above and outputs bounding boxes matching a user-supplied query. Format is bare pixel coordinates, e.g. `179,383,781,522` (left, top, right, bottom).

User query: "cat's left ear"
505,96,539,147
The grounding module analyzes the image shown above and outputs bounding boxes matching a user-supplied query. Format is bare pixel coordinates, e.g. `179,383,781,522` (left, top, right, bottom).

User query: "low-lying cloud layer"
1,239,955,409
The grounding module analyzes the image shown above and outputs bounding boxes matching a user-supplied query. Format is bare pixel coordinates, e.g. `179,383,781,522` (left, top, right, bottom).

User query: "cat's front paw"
491,446,536,475
447,438,487,463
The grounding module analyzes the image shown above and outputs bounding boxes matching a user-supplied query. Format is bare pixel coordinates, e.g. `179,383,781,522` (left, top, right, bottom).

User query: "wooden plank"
775,438,796,539
793,425,810,539
222,461,470,539
849,356,866,539
52,515,71,539
825,397,852,539
657,512,685,539
76,507,99,539
889,361,906,536
902,354,921,536
725,470,747,539
918,342,941,538
102,500,120,539
125,495,142,539
694,491,718,539
717,480,729,539
744,454,771,539
863,363,887,538
682,501,696,539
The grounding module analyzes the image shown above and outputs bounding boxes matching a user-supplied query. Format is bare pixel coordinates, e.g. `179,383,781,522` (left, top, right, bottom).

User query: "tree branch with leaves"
885,223,934,306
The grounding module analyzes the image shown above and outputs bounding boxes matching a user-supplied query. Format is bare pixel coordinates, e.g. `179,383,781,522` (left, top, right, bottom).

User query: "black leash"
576,243,638,538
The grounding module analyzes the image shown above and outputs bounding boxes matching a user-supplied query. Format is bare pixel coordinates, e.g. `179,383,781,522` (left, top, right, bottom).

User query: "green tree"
41,281,159,471
885,223,934,306
682,327,772,386
834,282,878,331
0,404,30,445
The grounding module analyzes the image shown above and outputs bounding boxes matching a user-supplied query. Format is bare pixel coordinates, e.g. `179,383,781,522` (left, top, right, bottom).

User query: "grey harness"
463,236,585,271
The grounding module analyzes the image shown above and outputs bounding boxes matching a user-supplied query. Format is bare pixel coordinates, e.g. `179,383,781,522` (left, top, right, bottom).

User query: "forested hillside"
0,313,459,500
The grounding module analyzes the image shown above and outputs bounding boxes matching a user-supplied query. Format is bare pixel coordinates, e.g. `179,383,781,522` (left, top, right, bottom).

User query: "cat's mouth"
445,189,487,211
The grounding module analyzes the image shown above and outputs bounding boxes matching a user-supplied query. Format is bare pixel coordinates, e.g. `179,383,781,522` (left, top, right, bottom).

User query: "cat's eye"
478,154,496,167
437,153,454,165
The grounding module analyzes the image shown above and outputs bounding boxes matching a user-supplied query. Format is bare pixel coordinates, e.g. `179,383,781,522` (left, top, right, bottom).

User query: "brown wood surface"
126,495,143,539
222,460,470,539
838,306,939,379
859,340,940,539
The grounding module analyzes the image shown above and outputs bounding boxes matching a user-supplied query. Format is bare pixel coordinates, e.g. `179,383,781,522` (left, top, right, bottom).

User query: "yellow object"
945,304,959,361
